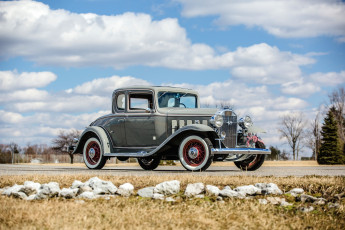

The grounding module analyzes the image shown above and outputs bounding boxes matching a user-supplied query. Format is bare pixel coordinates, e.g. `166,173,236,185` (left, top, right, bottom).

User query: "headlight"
243,115,253,128
210,114,224,128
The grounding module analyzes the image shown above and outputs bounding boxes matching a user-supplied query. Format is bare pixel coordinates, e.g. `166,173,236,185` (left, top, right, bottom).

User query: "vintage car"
71,86,270,171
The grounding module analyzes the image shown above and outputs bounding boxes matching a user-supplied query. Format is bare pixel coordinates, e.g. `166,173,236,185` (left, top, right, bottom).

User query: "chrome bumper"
211,147,271,155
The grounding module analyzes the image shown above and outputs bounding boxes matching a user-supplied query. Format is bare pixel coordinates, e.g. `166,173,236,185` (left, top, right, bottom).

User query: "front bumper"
211,147,271,155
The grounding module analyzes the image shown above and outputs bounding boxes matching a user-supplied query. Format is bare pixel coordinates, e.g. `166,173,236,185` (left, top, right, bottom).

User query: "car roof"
114,86,199,95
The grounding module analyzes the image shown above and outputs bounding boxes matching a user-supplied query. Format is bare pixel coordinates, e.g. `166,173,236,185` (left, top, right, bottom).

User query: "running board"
104,147,271,158
104,151,150,158
211,148,271,155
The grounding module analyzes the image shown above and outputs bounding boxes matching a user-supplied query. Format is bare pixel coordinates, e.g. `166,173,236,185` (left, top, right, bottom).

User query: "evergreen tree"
318,107,345,164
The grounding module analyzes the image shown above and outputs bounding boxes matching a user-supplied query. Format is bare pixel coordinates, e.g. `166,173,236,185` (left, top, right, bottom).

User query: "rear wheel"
234,142,266,171
178,135,213,171
83,137,107,169
138,156,161,170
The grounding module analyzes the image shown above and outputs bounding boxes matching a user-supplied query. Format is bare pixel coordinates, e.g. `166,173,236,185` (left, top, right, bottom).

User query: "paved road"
1,164,345,177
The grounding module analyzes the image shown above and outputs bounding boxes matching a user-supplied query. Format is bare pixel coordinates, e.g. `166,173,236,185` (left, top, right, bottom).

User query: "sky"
0,0,345,157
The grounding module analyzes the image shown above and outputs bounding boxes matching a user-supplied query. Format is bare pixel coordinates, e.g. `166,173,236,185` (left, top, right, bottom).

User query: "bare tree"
328,86,345,143
9,142,20,164
305,110,322,160
278,113,307,160
52,129,81,164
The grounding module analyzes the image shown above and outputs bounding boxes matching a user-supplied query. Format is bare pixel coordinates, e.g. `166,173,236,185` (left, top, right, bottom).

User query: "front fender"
151,124,218,155
72,126,111,154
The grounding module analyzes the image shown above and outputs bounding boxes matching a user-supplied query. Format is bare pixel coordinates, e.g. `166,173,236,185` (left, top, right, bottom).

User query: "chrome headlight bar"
210,112,224,128
239,115,253,129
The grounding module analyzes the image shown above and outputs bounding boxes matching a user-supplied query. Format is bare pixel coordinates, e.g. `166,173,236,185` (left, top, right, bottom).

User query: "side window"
116,93,125,111
128,93,153,111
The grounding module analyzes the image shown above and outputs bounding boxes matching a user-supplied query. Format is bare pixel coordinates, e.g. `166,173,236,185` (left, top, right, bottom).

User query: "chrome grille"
220,114,237,148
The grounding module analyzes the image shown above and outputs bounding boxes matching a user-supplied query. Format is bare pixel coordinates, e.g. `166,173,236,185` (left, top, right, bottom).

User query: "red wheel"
83,137,106,169
234,142,266,171
179,135,212,171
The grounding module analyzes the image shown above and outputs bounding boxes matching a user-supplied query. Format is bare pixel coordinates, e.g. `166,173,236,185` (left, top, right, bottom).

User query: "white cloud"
8,95,108,113
67,75,151,96
0,70,57,91
0,110,24,124
177,0,345,40
310,71,345,86
281,80,321,97
0,0,314,83
0,89,49,103
229,44,314,84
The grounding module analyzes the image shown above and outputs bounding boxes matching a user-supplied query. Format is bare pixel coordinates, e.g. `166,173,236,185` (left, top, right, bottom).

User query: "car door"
104,91,126,147
125,91,158,147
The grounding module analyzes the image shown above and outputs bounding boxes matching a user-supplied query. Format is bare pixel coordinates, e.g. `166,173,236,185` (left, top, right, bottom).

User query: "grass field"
0,175,344,229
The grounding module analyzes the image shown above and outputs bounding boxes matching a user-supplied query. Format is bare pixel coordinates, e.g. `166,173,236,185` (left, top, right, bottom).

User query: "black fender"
72,126,111,155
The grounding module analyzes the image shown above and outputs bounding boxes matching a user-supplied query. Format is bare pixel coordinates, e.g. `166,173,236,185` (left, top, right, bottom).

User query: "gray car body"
72,86,269,160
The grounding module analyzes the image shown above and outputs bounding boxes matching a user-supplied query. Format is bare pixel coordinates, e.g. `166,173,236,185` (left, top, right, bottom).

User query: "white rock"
154,180,180,195
20,181,41,195
152,193,165,200
287,188,304,195
234,185,261,196
206,185,220,197
78,191,97,199
266,197,283,205
137,187,155,198
86,177,117,195
185,183,204,197
300,206,314,212
259,199,268,205
59,188,79,199
71,180,84,189
85,177,103,187
300,194,318,203
219,187,243,198
165,197,176,202
216,196,223,201
314,198,326,205
42,182,60,197
255,183,282,195
195,194,205,199
2,184,23,196
328,203,340,209
12,191,27,199
117,183,134,197
25,194,37,201
280,200,293,207
77,186,93,195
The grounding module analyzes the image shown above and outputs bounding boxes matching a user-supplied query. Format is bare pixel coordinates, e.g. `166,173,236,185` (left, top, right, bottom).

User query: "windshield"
158,91,197,108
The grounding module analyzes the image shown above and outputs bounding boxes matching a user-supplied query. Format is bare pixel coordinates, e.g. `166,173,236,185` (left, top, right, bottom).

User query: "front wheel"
83,137,107,169
178,135,213,171
137,156,161,170
234,142,266,171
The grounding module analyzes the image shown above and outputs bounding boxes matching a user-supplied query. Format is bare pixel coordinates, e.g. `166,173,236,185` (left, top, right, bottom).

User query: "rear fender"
72,126,111,154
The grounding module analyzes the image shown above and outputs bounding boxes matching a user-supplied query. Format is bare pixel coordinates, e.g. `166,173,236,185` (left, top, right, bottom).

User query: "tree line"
278,87,345,164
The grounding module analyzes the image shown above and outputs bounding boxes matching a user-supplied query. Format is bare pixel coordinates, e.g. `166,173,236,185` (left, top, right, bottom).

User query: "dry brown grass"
0,175,344,230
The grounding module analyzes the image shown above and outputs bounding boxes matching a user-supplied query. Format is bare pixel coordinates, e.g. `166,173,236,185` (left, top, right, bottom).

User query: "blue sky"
0,0,345,157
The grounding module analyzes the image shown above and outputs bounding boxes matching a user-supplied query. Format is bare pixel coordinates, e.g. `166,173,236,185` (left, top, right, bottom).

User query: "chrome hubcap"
88,148,96,158
188,147,199,159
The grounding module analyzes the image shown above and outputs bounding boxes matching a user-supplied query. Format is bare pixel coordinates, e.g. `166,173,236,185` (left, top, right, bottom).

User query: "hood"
158,108,218,116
